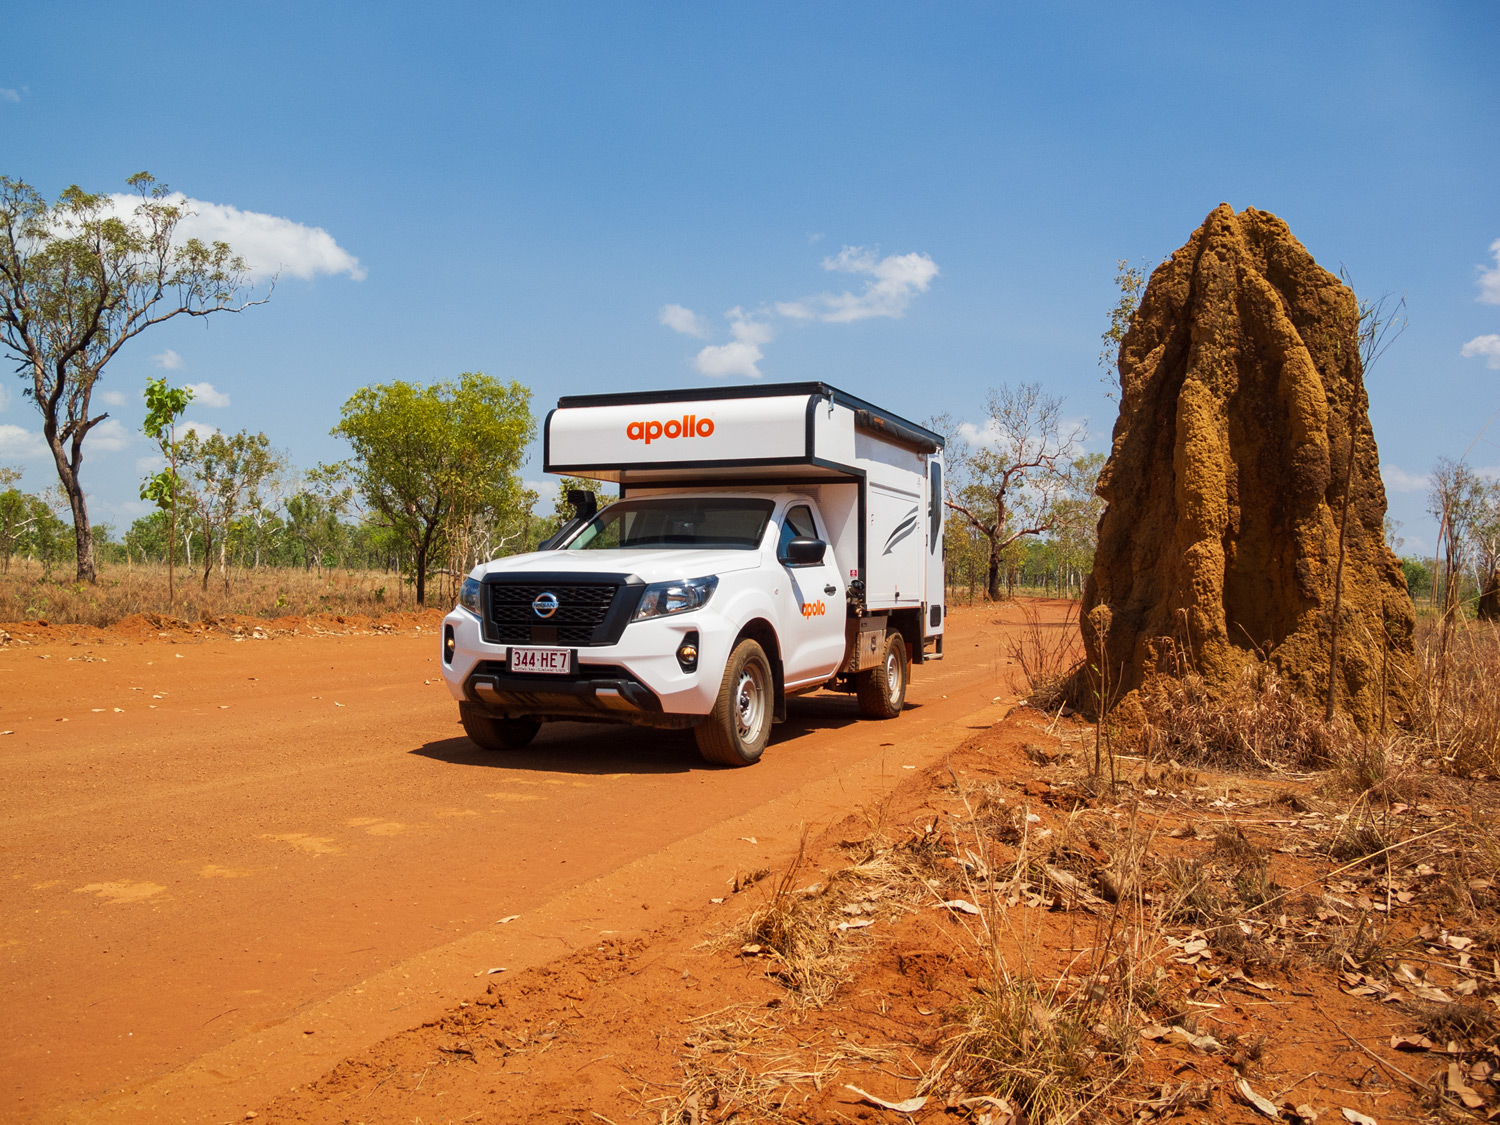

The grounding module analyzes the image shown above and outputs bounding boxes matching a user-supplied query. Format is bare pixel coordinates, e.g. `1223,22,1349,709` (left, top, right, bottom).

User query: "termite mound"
1079,204,1415,733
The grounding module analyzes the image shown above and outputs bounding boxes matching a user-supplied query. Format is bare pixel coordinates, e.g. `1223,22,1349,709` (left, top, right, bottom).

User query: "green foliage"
179,427,278,591
1099,258,1147,383
0,484,71,574
139,376,194,512
333,373,535,604
1401,556,1432,599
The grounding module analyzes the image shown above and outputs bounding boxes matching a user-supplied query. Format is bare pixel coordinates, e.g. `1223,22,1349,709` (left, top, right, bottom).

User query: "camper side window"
778,505,820,559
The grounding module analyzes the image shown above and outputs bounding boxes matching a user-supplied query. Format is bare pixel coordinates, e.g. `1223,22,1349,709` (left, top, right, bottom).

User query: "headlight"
458,577,482,616
634,575,718,620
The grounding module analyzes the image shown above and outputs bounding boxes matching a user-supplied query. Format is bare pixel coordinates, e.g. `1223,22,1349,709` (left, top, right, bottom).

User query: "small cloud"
98,389,129,407
807,232,825,244
181,420,220,440
83,418,130,452
185,381,231,408
0,383,10,411
811,247,940,323
1461,333,1500,369
106,192,365,282
1381,464,1431,493
135,454,166,474
694,340,764,379
0,88,20,104
658,303,709,338
152,349,184,370
1478,238,1500,305
0,423,49,461
693,308,773,379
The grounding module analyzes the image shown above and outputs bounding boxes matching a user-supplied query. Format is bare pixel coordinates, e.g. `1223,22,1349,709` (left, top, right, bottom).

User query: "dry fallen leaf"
1233,1078,1278,1118
844,1085,927,1113
1340,1109,1377,1125
1446,1062,1486,1109
494,914,520,924
934,899,982,915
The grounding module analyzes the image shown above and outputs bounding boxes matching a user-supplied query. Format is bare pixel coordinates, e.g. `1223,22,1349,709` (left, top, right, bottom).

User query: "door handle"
824,584,838,596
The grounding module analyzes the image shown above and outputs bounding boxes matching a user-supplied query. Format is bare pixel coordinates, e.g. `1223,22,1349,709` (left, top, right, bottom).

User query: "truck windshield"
565,498,774,551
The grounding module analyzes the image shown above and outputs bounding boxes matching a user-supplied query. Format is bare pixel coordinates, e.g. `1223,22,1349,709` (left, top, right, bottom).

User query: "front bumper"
440,605,730,725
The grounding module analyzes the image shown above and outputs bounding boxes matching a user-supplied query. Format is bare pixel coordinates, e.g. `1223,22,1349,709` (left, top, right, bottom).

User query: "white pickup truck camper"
440,382,945,766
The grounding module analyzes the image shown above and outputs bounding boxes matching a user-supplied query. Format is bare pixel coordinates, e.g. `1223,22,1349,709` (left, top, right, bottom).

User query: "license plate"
508,646,572,675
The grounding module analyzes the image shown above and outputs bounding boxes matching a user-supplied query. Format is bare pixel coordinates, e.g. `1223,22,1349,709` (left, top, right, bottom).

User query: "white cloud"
0,423,49,461
693,308,773,379
83,418,130,452
0,383,10,411
1478,238,1500,305
658,304,709,338
0,88,20,104
152,348,184,370
135,454,166,474
1382,465,1430,493
803,247,940,323
1461,334,1500,369
105,192,365,282
694,340,765,379
98,389,129,406
185,381,231,408
181,420,221,440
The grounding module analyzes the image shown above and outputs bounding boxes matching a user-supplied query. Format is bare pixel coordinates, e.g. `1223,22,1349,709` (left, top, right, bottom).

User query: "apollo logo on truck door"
626,415,715,445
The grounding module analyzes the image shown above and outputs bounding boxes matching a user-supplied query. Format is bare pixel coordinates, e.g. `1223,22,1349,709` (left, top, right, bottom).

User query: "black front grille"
483,580,634,646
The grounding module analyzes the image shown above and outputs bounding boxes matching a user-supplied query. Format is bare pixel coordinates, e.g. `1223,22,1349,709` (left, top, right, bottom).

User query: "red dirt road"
0,603,1061,1123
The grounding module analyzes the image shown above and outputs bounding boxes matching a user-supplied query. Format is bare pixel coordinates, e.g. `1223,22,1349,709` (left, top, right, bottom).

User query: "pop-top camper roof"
542,382,942,486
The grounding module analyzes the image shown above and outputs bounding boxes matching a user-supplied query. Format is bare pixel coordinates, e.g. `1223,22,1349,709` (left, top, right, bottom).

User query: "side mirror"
784,536,827,566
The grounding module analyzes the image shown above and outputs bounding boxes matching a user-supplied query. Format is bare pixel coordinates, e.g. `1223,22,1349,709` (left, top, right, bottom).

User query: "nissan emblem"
532,591,559,619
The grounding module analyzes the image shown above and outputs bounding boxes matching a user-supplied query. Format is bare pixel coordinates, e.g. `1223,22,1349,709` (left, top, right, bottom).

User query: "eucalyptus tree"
179,428,276,591
334,373,534,605
935,384,1086,600
0,173,266,582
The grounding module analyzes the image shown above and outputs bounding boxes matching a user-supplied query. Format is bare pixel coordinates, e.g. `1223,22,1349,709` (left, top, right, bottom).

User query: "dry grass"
1138,664,1338,771
1005,598,1083,713
918,795,1166,1123
1408,619,1500,777
0,561,412,626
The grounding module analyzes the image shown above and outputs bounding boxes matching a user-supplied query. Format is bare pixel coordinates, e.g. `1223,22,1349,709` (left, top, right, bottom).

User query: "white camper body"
440,383,945,766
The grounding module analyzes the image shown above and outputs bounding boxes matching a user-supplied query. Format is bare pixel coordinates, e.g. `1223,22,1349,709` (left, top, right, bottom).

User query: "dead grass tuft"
1006,599,1083,713
1139,664,1338,771
1411,998,1500,1044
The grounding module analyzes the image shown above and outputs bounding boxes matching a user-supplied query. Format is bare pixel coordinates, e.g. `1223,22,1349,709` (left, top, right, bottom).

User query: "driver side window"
778,504,819,559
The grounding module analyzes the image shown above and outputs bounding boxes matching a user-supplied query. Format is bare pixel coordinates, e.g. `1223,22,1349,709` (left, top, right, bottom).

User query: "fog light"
676,631,700,673
443,623,455,665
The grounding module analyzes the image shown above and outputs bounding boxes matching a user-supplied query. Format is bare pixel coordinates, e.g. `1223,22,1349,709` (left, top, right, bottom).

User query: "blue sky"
1,1,1496,554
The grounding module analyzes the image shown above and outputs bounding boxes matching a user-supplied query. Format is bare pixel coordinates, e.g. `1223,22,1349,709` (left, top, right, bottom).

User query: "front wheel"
461,706,542,750
695,639,773,766
856,631,907,719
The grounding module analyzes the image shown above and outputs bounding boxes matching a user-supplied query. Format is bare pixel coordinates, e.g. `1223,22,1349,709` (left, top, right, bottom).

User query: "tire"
694,639,774,766
461,707,541,750
856,631,908,719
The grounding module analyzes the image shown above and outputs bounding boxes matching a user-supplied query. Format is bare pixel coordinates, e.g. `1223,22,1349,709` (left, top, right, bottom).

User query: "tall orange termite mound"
1080,204,1415,732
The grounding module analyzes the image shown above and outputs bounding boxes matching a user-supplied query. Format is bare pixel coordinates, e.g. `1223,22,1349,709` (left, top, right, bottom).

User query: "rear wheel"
695,639,773,766
856,631,907,719
460,706,541,750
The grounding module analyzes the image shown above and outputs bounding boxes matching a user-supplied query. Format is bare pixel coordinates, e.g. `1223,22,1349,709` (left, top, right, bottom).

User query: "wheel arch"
734,618,787,722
